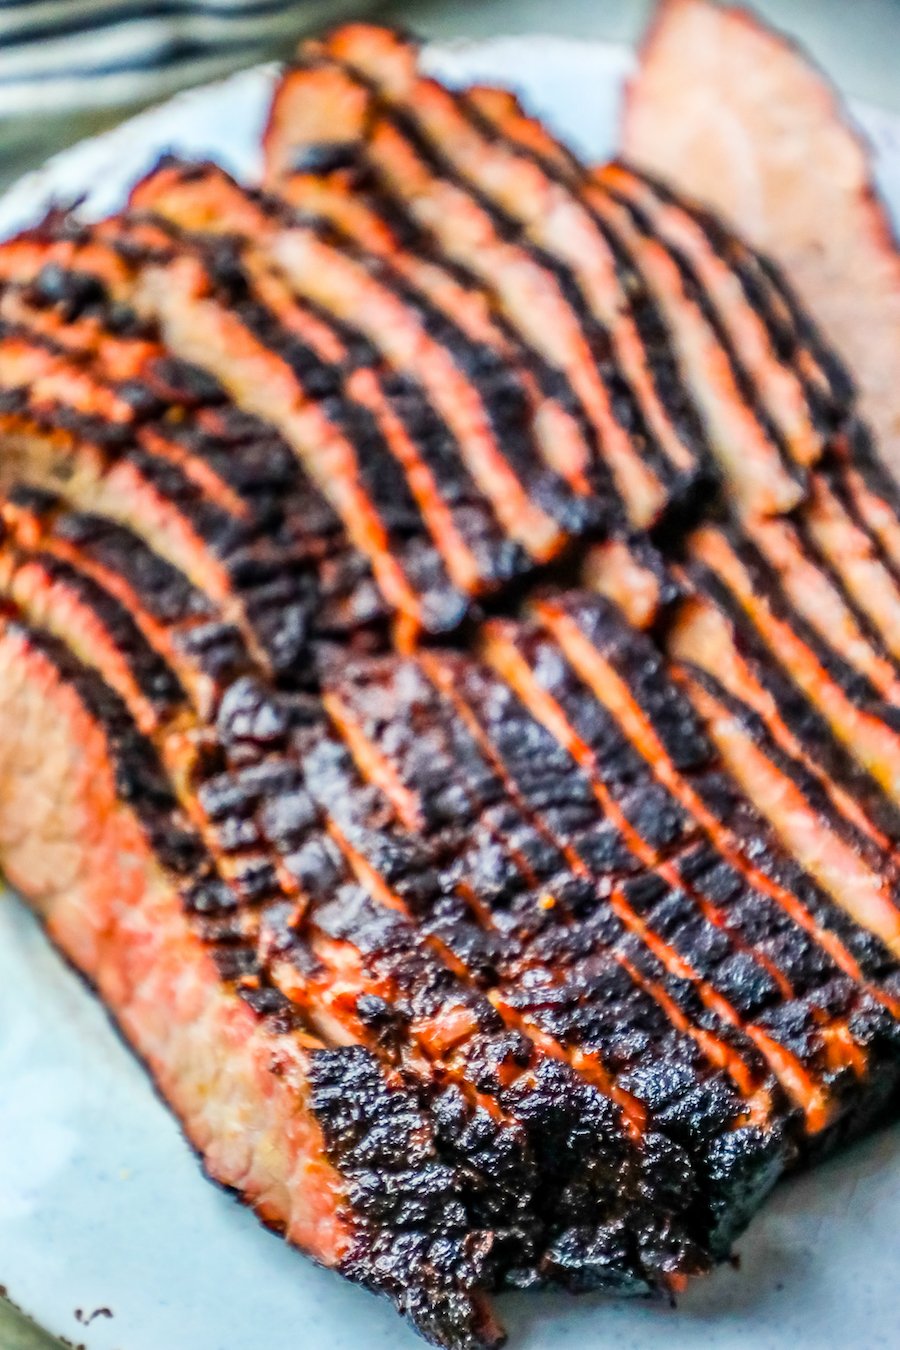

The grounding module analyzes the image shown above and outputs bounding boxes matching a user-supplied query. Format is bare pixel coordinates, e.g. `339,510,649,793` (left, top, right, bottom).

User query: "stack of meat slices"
3,21,900,1350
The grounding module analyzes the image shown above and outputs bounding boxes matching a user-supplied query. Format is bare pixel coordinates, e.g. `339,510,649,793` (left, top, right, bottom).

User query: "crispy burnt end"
308,1045,506,1350
316,651,790,1248
0,601,413,1335
291,696,722,1290
291,725,697,1281
213,727,709,1298
194,770,530,1312
154,714,562,1307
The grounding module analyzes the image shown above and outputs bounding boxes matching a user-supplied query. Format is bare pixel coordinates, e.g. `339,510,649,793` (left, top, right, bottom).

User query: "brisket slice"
0,601,515,1350
0,495,668,1329
449,81,804,518
0,253,385,662
450,86,900,679
310,29,708,495
620,0,900,482
1,220,468,636
685,525,900,822
127,162,595,567
0,507,720,1328
264,56,703,529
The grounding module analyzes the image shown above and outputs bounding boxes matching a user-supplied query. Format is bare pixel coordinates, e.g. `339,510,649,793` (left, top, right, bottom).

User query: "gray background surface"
0,0,897,1345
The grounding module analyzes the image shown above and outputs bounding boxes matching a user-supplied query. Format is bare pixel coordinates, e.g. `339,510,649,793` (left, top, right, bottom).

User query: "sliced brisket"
3,21,900,1350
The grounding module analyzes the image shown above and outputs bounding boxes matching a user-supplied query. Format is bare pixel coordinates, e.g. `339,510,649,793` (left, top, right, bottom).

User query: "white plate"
1,36,899,1350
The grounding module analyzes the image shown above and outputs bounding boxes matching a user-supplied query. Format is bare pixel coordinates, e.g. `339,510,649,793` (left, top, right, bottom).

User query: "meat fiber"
621,0,900,482
3,18,900,1350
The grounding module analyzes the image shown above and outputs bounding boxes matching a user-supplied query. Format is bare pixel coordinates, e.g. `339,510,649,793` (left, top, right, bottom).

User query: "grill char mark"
584,189,805,516
689,524,900,817
130,158,591,568
595,161,900,625
0,534,186,733
0,604,514,1350
667,578,900,858
317,648,796,1247
324,645,877,1141
529,591,900,985
316,30,710,497
761,502,900,696
0,290,380,672
327,650,770,1086
799,470,900,667
270,56,683,529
